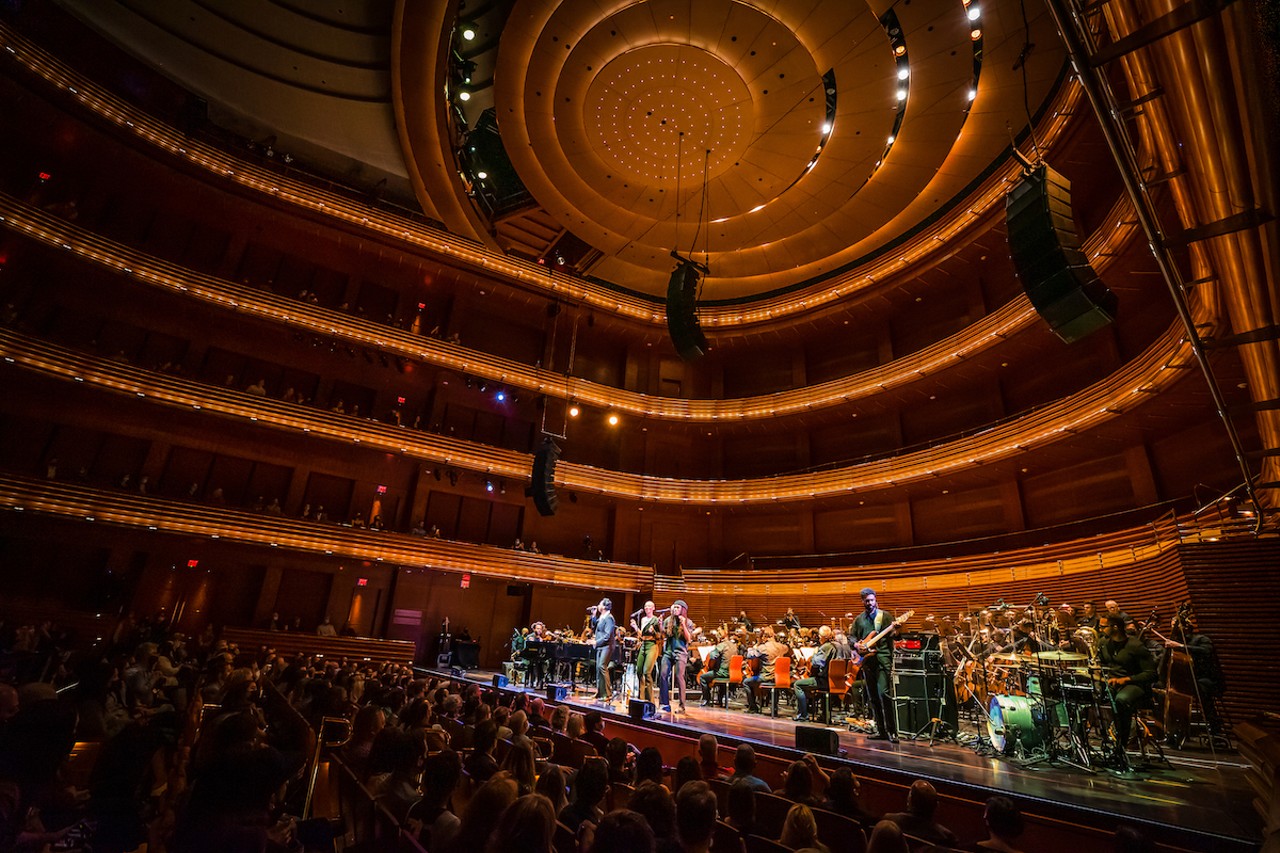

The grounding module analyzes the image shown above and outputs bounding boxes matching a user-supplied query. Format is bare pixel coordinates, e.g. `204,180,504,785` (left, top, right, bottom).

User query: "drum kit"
943,602,1128,771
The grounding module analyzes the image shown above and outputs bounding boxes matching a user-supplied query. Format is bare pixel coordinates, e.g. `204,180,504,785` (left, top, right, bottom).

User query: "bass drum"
987,694,1044,755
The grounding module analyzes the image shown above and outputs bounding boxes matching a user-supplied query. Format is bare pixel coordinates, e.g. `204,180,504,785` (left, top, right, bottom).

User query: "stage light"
967,5,981,19
968,88,978,101
897,67,909,80
608,413,619,426
971,28,983,40
461,26,476,40
896,89,907,101
496,391,506,402
457,90,471,102
821,122,832,134
476,170,488,180
485,480,494,492
895,45,906,56
569,404,580,417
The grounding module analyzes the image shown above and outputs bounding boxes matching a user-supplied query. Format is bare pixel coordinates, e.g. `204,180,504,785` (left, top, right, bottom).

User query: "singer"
659,599,693,713
590,598,617,701
631,600,662,702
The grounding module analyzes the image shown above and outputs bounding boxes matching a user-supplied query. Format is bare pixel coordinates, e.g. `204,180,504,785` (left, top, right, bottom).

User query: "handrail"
303,715,354,820
0,19,1088,328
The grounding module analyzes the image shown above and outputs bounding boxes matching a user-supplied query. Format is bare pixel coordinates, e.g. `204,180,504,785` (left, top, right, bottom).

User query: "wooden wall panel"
1178,539,1280,720
1021,454,1135,528
910,485,1009,543
271,567,333,629
812,504,902,553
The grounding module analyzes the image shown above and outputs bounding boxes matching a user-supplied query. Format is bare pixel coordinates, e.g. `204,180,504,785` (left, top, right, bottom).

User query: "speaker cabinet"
492,674,509,689
1007,165,1117,343
794,726,841,756
892,670,958,730
666,261,708,361
546,684,568,702
526,436,560,516
629,699,655,722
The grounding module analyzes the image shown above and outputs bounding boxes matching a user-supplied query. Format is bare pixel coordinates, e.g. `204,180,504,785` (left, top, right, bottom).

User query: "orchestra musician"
1166,615,1226,737
780,608,802,631
743,627,789,714
853,588,900,742
591,598,617,701
1098,613,1156,758
737,610,755,632
1077,601,1100,630
631,601,662,703
793,625,838,723
659,599,694,713
699,630,740,707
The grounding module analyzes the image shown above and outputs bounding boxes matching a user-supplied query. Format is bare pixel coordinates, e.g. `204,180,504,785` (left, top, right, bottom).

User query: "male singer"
591,598,617,701
659,599,694,713
852,588,899,742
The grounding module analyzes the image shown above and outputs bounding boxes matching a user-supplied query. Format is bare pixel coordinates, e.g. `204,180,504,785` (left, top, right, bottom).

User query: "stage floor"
428,667,1262,850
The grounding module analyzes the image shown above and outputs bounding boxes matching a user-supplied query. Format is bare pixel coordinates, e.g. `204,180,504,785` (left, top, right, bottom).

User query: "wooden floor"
429,666,1262,851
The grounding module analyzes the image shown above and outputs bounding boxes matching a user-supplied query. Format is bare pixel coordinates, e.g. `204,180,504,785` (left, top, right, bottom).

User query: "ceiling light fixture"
967,6,981,19
461,26,476,41
897,67,909,80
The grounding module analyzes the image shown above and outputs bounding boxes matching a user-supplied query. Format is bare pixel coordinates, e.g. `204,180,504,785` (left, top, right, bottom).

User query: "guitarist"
853,588,900,743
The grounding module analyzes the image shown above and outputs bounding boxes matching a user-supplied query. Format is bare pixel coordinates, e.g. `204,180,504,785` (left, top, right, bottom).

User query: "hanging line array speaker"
526,436,560,516
1006,164,1117,343
666,259,709,361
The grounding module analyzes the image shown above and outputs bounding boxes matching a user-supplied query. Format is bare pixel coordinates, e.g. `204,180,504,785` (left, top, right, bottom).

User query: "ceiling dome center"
583,44,751,186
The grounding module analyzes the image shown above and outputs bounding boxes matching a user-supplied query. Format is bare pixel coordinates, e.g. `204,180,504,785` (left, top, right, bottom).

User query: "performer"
743,627,789,714
852,588,899,742
737,610,754,632
591,598,617,701
1098,613,1156,757
1077,601,1100,629
631,601,662,702
659,599,694,713
699,630,738,707
780,608,801,631
1166,615,1226,736
793,625,838,722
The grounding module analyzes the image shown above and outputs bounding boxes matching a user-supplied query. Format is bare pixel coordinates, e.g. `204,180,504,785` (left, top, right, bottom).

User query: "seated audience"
823,766,880,827
464,720,501,782
884,779,958,847
629,780,679,853
558,756,610,831
589,808,657,853
675,780,718,853
444,773,518,853
726,744,770,792
779,803,829,852
966,795,1026,852
409,751,462,851
867,819,910,853
486,793,555,853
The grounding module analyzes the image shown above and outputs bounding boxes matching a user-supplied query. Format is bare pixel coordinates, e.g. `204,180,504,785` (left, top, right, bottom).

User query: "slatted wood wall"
1178,539,1280,721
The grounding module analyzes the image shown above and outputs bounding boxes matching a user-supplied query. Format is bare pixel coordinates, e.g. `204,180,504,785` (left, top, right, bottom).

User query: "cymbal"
988,653,1025,664
1035,650,1088,661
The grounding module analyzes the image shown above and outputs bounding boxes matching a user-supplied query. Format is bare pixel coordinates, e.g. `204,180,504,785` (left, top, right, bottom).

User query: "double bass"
1152,603,1198,748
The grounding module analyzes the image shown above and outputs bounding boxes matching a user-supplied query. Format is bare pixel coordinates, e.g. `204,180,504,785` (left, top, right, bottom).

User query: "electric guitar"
848,610,914,680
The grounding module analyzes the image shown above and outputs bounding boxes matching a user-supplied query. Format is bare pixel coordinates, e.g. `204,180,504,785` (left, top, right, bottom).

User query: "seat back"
609,781,636,811
745,834,792,853
827,659,850,697
714,820,747,853
554,820,578,853
752,791,794,839
773,657,792,689
728,654,746,684
812,807,867,853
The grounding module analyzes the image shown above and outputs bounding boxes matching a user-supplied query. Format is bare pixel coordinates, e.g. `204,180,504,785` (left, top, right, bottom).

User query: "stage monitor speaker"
794,726,841,756
666,260,708,361
525,436,560,516
492,674,509,689
546,684,568,702
892,671,959,729
1007,165,1117,343
629,699,655,722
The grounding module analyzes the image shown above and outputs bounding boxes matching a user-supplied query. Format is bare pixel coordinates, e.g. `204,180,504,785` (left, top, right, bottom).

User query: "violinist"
780,608,802,631
743,627,790,714
1098,613,1157,755
793,625,838,723
737,610,755,632
699,630,739,707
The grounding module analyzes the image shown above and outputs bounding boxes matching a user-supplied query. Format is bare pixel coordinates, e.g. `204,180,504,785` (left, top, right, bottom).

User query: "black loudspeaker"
525,436,560,516
1007,165,1117,343
892,670,958,729
666,260,708,361
492,674,509,688
506,584,525,596
546,684,568,702
794,726,841,756
629,699,655,722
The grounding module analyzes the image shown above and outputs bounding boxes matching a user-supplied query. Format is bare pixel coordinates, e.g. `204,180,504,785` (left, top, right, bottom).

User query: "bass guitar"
848,610,914,681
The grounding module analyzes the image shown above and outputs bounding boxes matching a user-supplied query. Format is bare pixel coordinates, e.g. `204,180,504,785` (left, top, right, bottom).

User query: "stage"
425,666,1262,851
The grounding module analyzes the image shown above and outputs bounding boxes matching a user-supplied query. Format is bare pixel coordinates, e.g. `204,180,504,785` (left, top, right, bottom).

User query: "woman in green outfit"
631,600,662,702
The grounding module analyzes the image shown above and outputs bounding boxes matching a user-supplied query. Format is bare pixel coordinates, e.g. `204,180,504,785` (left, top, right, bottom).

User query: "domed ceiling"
397,0,1069,299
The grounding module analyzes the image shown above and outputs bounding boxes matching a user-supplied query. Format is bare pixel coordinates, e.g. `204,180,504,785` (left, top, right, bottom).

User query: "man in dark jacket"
592,598,617,700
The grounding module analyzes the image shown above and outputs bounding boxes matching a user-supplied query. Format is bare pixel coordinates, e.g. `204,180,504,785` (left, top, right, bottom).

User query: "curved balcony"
0,193,1145,425
0,316,1205,505
0,474,653,591
0,19,1088,328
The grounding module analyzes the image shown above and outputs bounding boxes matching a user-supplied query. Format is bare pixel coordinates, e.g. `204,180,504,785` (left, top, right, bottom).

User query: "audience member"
884,780,958,847
966,795,1026,852
727,743,770,792
464,720,501,782
675,780,718,853
409,751,462,851
629,780,679,853
502,741,537,796
559,756,610,831
589,808,657,853
635,746,667,788
866,819,910,853
697,733,727,780
674,755,702,793
444,773,517,853
724,779,756,837
779,803,828,852
823,766,879,827
485,793,555,853
535,764,569,814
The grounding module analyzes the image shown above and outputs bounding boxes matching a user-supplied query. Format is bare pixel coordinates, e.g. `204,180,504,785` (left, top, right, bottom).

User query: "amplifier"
893,649,945,672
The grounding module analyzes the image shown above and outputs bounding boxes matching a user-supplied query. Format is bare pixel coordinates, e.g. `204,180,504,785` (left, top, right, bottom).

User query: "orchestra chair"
744,834,792,853
752,791,796,839
713,819,748,853
811,807,868,853
765,657,793,718
554,820,578,853
711,654,746,707
815,659,851,724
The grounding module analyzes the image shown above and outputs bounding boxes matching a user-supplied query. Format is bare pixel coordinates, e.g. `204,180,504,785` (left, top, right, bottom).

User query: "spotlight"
967,5,981,19
457,90,471,102
496,391,506,402
485,480,494,493
895,45,906,56
888,135,896,144
461,26,476,40
821,122,832,134
569,405,580,418
607,413,619,426
971,28,982,40
968,88,978,101
897,67,909,80
896,89,907,101
476,170,488,180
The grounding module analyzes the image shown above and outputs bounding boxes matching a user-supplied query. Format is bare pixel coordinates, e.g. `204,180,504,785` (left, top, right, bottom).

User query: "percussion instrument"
1071,626,1098,658
1034,650,1087,662
987,694,1044,754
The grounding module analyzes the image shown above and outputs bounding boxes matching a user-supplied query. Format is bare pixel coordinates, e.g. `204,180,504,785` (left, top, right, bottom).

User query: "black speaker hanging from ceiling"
1006,164,1117,344
666,257,709,361
526,436,560,516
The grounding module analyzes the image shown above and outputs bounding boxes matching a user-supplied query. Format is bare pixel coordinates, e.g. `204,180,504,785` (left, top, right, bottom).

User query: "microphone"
1034,592,1050,606
993,598,1007,609
586,605,597,613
